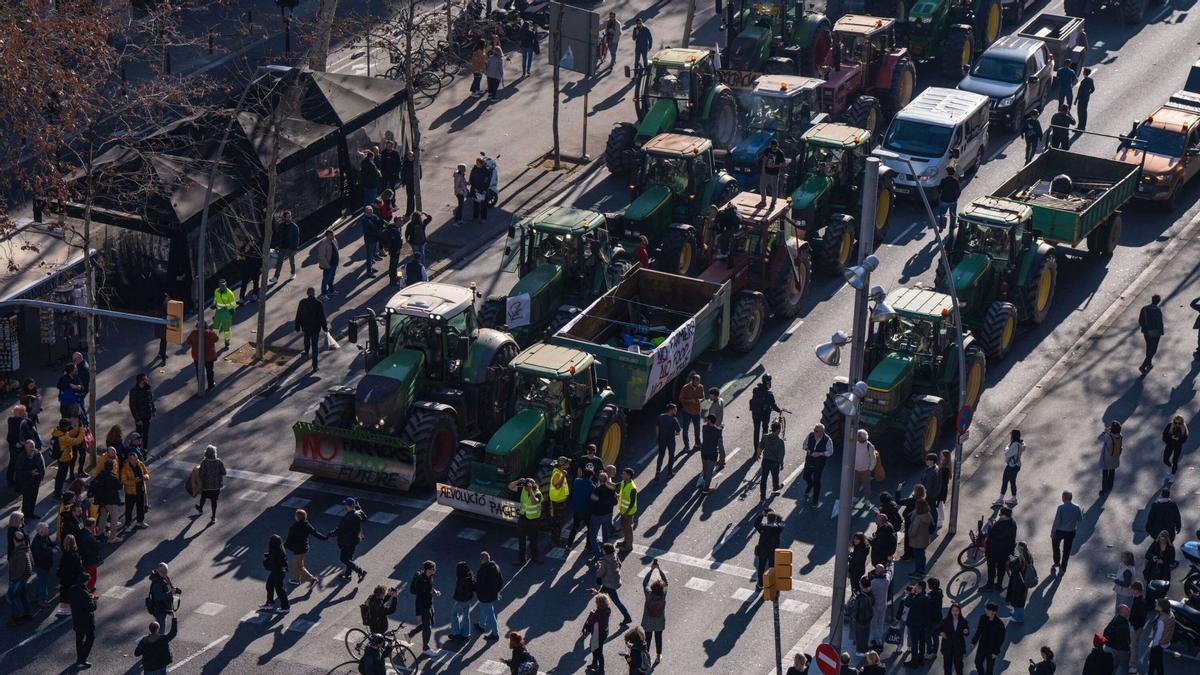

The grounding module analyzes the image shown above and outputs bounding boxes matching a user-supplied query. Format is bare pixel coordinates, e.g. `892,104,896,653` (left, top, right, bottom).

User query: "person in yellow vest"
119,451,149,532
548,457,571,548
616,468,639,554
506,477,543,565
50,418,84,498
212,279,237,348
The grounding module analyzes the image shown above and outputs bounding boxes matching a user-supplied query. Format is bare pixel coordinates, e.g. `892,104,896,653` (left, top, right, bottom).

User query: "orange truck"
1116,90,1200,209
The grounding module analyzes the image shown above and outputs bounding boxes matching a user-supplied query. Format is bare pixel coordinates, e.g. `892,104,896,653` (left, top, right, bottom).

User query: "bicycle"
595,32,610,70
958,514,995,568
344,625,419,673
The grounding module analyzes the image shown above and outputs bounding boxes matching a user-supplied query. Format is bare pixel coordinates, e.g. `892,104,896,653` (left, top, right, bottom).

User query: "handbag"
872,450,886,482
323,331,341,351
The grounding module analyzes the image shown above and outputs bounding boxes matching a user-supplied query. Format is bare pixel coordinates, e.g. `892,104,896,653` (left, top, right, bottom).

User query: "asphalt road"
4,0,1200,673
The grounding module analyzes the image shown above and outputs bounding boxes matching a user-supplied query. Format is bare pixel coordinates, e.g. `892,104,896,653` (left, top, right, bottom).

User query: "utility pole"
828,156,880,648
550,2,564,169
683,0,696,48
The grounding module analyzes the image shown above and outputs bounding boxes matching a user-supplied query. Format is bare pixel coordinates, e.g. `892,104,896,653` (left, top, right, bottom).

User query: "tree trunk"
683,0,696,49
404,0,423,212
82,142,98,470
308,0,340,71
551,5,563,169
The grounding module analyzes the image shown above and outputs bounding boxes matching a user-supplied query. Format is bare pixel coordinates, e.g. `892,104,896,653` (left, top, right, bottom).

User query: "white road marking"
332,627,349,642
156,476,182,488
411,519,437,531
288,618,319,633
630,543,833,598
685,577,714,592
780,598,809,614
368,511,399,524
102,585,135,599
457,527,485,541
237,489,267,502
193,602,225,616
547,547,567,560
281,497,311,509
240,611,269,624
324,505,346,517
732,587,755,601
168,634,229,672
782,319,804,338
713,447,742,479
783,464,804,486
636,446,658,466
885,219,923,246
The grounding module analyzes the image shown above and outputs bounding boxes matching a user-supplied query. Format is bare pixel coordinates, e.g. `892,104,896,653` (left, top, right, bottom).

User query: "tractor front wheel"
814,215,856,274
1023,253,1057,325
478,296,506,329
403,408,460,487
902,398,943,464
730,293,767,353
939,27,975,80
313,388,356,428
708,90,739,150
605,123,641,177
447,441,484,488
844,95,882,137
873,182,894,246
657,228,701,276
981,301,1018,361
820,380,850,451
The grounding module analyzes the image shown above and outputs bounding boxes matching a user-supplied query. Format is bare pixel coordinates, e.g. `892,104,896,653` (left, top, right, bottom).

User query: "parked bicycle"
958,513,996,568
345,624,419,672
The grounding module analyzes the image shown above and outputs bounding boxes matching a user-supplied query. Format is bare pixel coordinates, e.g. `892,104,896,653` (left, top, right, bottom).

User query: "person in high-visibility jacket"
547,457,571,547
506,477,543,564
616,468,639,554
211,279,237,348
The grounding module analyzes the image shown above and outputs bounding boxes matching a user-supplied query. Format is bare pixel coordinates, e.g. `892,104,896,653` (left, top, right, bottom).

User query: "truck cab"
957,35,1052,131
1117,97,1200,208
728,74,825,189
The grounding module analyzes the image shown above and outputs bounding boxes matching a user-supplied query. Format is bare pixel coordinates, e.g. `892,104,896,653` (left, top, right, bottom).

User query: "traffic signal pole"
762,548,793,674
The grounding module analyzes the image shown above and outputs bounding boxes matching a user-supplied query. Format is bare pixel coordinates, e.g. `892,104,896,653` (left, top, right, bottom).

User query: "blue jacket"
570,477,594,514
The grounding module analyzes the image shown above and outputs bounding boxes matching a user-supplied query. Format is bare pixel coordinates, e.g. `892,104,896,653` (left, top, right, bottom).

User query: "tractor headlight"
996,93,1019,108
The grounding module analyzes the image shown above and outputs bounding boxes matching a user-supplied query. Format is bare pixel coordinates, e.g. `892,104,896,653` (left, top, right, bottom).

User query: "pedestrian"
623,625,649,674
262,534,290,613
996,429,1023,504
853,429,878,503
135,613,178,675
983,506,1016,591
849,532,869,585
210,279,236,349
360,206,382,277
1143,531,1175,583
294,288,327,372
1048,104,1075,150
6,404,33,488
655,403,681,480
194,445,226,523
839,651,855,675
801,423,832,507
569,466,596,546
935,449,952,526
699,414,723,495
748,374,782,452
754,420,786,500
363,584,399,637
901,581,934,667
48,418,80,500
474,551,502,639
635,235,650,268
359,148,382,207
1075,67,1095,129
508,476,543,564
920,452,943,509
851,576,875,654
1161,416,1188,474
186,322,218,391
77,518,99,592
640,562,667,665
595,542,634,624
359,633,387,675
119,451,149,532
1104,605,1133,675
862,651,885,675
469,158,491,222
898,485,925,562
404,252,428,287
541,456,570,548
452,163,469,225
383,219,404,285
1097,420,1123,494
1130,581,1149,666
970,602,1006,675
632,18,652,75
1029,646,1055,675
1082,633,1114,675
869,511,897,567
616,467,638,553
786,654,810,675
332,497,368,582
907,499,934,575
1147,598,1174,675
56,363,82,421
405,210,431,259
603,12,621,69
236,240,261,304
1146,488,1182,541
678,372,703,451
271,210,300,283
759,138,787,203
583,593,612,672
379,139,401,191
927,578,944,655
469,40,487,96
1022,111,1043,163
7,528,32,623
503,630,538,674
1006,541,1034,622
91,460,120,541
937,166,961,241
69,578,96,668
447,561,475,639
868,563,890,649
485,45,504,100
15,439,44,518
56,534,84,617
1113,550,1137,614
31,522,55,608
71,352,91,415
147,562,179,629
518,21,538,77
285,508,327,585
316,229,339,299
1049,490,1082,572
938,602,970,675
753,508,784,588
1056,59,1077,107
127,374,155,452
407,560,441,657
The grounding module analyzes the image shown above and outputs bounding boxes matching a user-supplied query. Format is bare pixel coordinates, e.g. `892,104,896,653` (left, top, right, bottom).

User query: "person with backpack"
450,561,475,639
90,459,123,542
595,542,634,625
1006,541,1035,622
363,584,399,635
407,560,441,657
262,534,290,613
286,508,328,585
503,630,539,675
1098,420,1123,494
623,625,651,675
475,550,503,639
135,613,178,675
333,498,368,582
146,562,179,629
641,562,668,666
1022,111,1043,163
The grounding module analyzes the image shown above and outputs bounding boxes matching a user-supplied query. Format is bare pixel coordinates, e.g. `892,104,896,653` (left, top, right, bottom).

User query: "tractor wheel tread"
1023,253,1057,325
767,245,811,318
402,408,460,488
980,301,1018,361
585,403,627,468
730,293,767,353
605,123,641,177
819,381,850,452
447,443,483,488
902,399,943,464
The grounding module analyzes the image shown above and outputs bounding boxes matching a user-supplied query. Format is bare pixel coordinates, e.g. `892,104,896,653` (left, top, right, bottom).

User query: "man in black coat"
971,603,1006,675
474,551,503,639
1139,294,1165,373
1048,104,1075,150
271,210,301,283
748,374,782,452
332,498,367,582
15,440,45,518
869,511,897,566
69,580,97,668
983,507,1017,591
405,212,432,260
383,220,404,286
468,159,492,223
1145,488,1182,541
752,509,784,588
379,140,402,191
294,288,328,372
1082,634,1114,675
399,151,416,216
128,374,156,450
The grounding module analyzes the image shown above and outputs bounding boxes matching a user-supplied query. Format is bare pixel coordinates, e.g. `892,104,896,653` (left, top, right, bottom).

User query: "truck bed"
1017,14,1086,66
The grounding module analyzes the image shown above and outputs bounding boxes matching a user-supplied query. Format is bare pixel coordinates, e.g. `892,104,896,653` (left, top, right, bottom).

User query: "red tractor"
816,14,917,136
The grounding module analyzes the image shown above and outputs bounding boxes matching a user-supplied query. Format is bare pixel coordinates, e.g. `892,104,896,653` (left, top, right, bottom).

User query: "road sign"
957,406,973,434
814,643,839,675
548,2,600,77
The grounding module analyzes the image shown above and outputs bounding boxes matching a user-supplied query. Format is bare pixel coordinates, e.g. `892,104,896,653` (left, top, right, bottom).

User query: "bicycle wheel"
415,70,443,97
958,544,985,568
345,627,371,660
391,643,419,673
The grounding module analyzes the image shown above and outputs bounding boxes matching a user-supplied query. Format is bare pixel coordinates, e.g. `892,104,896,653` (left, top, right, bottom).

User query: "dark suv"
957,36,1052,132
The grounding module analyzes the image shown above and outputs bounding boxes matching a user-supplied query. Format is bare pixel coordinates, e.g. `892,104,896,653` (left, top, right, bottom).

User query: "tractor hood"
790,174,832,211
636,98,679,142
485,407,547,462
356,349,425,432
625,184,673,224
951,252,991,296
866,353,915,392
731,131,775,167
728,26,770,69
510,263,563,303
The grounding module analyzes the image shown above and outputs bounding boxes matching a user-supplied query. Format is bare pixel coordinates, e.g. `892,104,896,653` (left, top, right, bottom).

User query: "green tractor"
723,0,834,77
789,122,895,274
292,283,520,490
933,197,1058,361
479,207,632,346
899,0,1004,78
444,343,626,506
820,286,987,463
605,48,740,177
615,133,742,276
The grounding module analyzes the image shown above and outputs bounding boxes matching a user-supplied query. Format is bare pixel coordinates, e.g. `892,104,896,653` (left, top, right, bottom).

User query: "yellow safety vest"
549,468,570,503
618,480,638,516
213,287,237,311
519,489,542,520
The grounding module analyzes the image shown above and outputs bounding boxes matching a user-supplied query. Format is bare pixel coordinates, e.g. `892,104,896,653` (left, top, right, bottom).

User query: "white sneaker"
422,649,440,658
288,274,295,281
993,495,1004,506
135,522,148,529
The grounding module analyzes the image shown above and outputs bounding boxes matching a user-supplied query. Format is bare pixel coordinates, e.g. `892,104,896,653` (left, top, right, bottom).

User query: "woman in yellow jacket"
120,452,149,532
50,419,84,498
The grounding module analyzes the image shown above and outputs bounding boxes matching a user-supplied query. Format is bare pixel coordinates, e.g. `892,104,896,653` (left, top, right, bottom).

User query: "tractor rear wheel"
313,388,356,428
605,123,641,177
478,296,506,329
1122,0,1147,24
820,380,850,451
767,245,811,318
657,228,701,275
814,215,856,274
403,407,460,487
586,403,627,468
902,398,943,464
974,0,1003,48
1023,253,1057,325
1087,213,1122,256
981,301,1018,361
708,90,739,150
844,95,881,137
884,58,917,118
940,27,975,80
447,441,484,488
730,293,767,353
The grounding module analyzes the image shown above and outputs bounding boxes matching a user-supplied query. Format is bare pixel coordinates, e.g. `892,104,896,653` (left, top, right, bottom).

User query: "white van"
872,87,991,198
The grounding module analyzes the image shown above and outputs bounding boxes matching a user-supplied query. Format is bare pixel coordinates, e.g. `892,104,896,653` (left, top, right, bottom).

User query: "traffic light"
762,567,778,602
165,299,184,345
774,548,793,592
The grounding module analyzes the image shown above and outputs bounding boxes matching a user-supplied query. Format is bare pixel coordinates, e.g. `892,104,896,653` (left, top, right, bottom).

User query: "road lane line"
783,464,804,486
782,319,804,338
886,219,923,246
168,634,229,672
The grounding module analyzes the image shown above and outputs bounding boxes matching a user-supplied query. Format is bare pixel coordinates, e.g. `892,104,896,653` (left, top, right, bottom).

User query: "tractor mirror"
347,320,358,344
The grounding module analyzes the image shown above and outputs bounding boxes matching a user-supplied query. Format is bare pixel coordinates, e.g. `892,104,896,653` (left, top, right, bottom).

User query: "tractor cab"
635,49,719,129
726,0,789,70
955,198,1031,264
635,133,718,211
865,287,958,412
348,283,480,382
501,206,614,297
797,122,873,203
746,74,824,138
700,192,794,284
829,15,897,72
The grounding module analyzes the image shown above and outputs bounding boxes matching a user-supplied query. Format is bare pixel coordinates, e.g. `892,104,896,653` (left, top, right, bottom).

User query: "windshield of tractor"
642,153,691,195
884,119,953,159
959,220,1012,260
388,313,444,373
648,66,692,101
970,55,1025,84
748,96,793,133
516,372,567,428
804,143,848,178
834,32,869,66
1133,124,1187,156
884,316,937,356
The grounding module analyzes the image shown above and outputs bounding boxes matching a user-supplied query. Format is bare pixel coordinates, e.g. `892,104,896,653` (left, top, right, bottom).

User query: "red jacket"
187,330,218,362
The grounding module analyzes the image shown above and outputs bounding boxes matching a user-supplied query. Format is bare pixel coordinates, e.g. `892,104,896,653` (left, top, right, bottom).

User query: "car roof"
652,48,708,68
981,36,1044,60
643,133,713,156
387,282,474,318
511,343,594,378
1148,104,1200,132
527,206,606,234
729,192,790,225
887,287,952,321
802,122,870,147
833,14,894,36
753,74,824,99
895,87,989,126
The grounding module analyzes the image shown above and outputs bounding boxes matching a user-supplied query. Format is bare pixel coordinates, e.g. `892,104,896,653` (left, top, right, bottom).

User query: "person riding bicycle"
359,633,387,675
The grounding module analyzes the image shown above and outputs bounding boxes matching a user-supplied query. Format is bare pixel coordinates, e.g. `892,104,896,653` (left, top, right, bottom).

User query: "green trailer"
549,267,732,412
